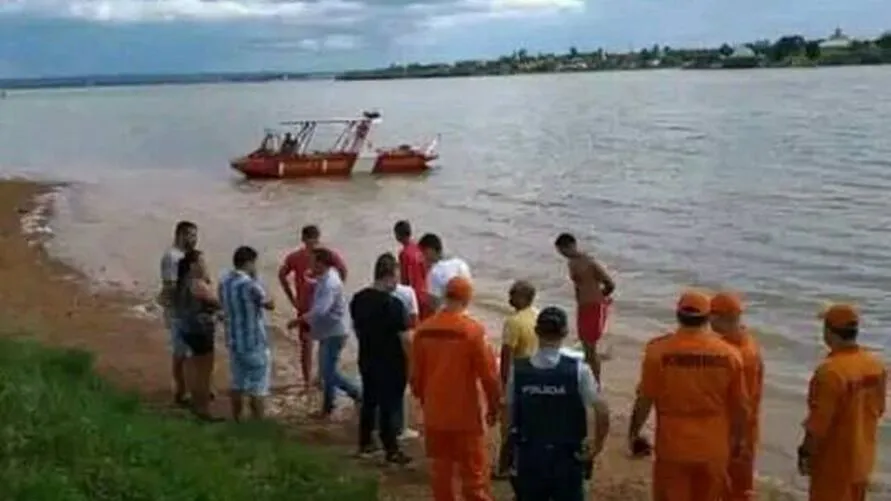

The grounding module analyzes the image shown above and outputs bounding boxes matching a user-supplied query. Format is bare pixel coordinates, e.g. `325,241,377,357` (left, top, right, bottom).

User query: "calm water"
1,67,889,489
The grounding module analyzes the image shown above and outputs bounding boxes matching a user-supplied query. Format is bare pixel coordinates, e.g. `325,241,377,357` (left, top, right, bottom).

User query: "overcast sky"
0,0,888,77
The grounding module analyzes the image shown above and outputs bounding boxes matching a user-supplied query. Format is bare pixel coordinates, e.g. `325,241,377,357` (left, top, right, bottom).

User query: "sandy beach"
0,178,805,501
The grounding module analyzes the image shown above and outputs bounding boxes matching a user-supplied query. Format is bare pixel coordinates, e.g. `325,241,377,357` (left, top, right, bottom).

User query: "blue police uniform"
510,353,588,501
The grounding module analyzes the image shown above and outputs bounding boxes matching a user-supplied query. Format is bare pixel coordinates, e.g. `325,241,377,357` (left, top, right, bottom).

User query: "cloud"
0,0,365,22
293,34,362,51
2,0,887,78
0,0,584,32
394,0,580,46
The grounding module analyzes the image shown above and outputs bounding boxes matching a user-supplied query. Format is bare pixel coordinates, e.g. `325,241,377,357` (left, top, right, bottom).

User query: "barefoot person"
418,233,471,313
174,249,221,421
494,280,538,478
507,307,610,501
554,233,615,383
411,276,500,501
219,246,275,421
349,253,412,465
798,304,885,501
710,292,763,501
278,225,348,390
297,247,360,418
159,220,198,405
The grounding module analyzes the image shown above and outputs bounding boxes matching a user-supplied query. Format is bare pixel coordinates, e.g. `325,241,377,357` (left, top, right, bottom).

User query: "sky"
0,0,888,77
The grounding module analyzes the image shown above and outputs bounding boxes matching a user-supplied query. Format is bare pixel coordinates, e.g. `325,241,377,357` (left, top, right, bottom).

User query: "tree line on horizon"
338,30,891,79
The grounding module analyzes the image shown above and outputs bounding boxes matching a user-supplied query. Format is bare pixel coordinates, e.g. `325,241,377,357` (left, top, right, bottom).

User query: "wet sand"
0,179,801,501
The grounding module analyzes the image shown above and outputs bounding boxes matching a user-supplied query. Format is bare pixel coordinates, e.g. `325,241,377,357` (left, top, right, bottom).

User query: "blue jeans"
318,336,361,414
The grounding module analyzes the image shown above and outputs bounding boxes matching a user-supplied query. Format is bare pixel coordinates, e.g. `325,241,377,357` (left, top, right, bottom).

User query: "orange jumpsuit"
804,345,886,501
411,309,501,501
638,325,749,501
721,328,763,501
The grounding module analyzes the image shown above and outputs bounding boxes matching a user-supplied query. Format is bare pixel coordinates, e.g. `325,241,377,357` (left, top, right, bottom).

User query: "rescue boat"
230,111,439,179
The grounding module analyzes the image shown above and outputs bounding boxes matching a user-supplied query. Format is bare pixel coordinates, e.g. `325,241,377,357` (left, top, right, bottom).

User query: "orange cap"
710,291,744,316
676,289,711,316
819,303,859,330
445,276,473,302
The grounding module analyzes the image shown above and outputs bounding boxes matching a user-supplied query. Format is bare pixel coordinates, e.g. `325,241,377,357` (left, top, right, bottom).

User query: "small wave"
19,187,60,247
129,301,164,321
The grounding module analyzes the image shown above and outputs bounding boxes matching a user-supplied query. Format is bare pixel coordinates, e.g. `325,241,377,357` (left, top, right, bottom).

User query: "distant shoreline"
339,29,890,81
3,29,889,90
0,60,887,92
0,72,336,91
335,60,889,81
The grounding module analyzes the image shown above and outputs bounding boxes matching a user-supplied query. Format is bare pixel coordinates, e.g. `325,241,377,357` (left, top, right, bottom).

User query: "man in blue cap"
505,306,611,501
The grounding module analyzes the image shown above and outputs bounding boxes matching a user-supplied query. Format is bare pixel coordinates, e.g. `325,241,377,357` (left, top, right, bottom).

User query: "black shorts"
182,331,215,356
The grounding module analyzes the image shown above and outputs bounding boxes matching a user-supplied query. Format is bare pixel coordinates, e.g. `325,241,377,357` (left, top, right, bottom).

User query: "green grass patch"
0,333,378,501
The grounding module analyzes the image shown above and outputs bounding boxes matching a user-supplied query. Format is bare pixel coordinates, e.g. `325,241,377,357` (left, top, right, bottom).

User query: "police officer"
506,306,611,501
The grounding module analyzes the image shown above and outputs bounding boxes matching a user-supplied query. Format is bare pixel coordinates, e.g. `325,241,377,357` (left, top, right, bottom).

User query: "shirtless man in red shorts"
554,233,615,383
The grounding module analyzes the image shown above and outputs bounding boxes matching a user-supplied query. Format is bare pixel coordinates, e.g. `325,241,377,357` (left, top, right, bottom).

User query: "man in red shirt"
393,220,430,320
278,225,348,390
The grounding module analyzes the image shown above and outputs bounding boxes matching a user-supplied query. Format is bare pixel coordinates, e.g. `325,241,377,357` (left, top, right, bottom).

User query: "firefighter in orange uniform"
710,292,763,501
628,289,749,501
411,276,501,501
798,303,886,501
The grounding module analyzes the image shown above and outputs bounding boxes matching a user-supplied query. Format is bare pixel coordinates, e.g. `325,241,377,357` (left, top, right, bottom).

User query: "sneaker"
355,445,379,459
385,450,412,466
398,428,420,441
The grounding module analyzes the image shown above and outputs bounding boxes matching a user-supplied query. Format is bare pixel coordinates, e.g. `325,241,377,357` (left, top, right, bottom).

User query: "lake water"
1,67,889,491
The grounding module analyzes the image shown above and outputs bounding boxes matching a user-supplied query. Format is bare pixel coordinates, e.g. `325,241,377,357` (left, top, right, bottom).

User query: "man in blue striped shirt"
219,246,275,421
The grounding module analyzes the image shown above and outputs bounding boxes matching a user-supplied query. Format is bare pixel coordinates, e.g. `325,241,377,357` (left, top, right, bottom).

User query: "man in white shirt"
389,281,421,440
417,233,472,312
391,284,419,328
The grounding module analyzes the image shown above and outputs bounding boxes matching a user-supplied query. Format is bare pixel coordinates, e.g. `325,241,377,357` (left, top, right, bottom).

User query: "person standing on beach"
159,220,198,405
554,233,615,384
710,292,763,501
394,220,430,320
349,253,412,465
411,276,500,501
174,249,222,422
507,306,610,501
390,271,421,441
493,280,539,478
219,246,275,421
296,247,360,419
418,233,471,313
797,304,885,501
627,290,749,501
278,225,347,390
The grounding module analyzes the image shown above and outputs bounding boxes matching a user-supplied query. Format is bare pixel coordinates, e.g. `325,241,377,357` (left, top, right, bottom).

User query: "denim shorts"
166,315,191,358
229,348,271,397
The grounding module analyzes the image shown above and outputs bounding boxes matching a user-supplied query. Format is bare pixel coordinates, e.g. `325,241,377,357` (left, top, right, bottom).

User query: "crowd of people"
157,219,885,501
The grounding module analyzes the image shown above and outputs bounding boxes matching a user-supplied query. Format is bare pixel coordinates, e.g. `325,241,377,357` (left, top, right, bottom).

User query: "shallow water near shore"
1,67,890,489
